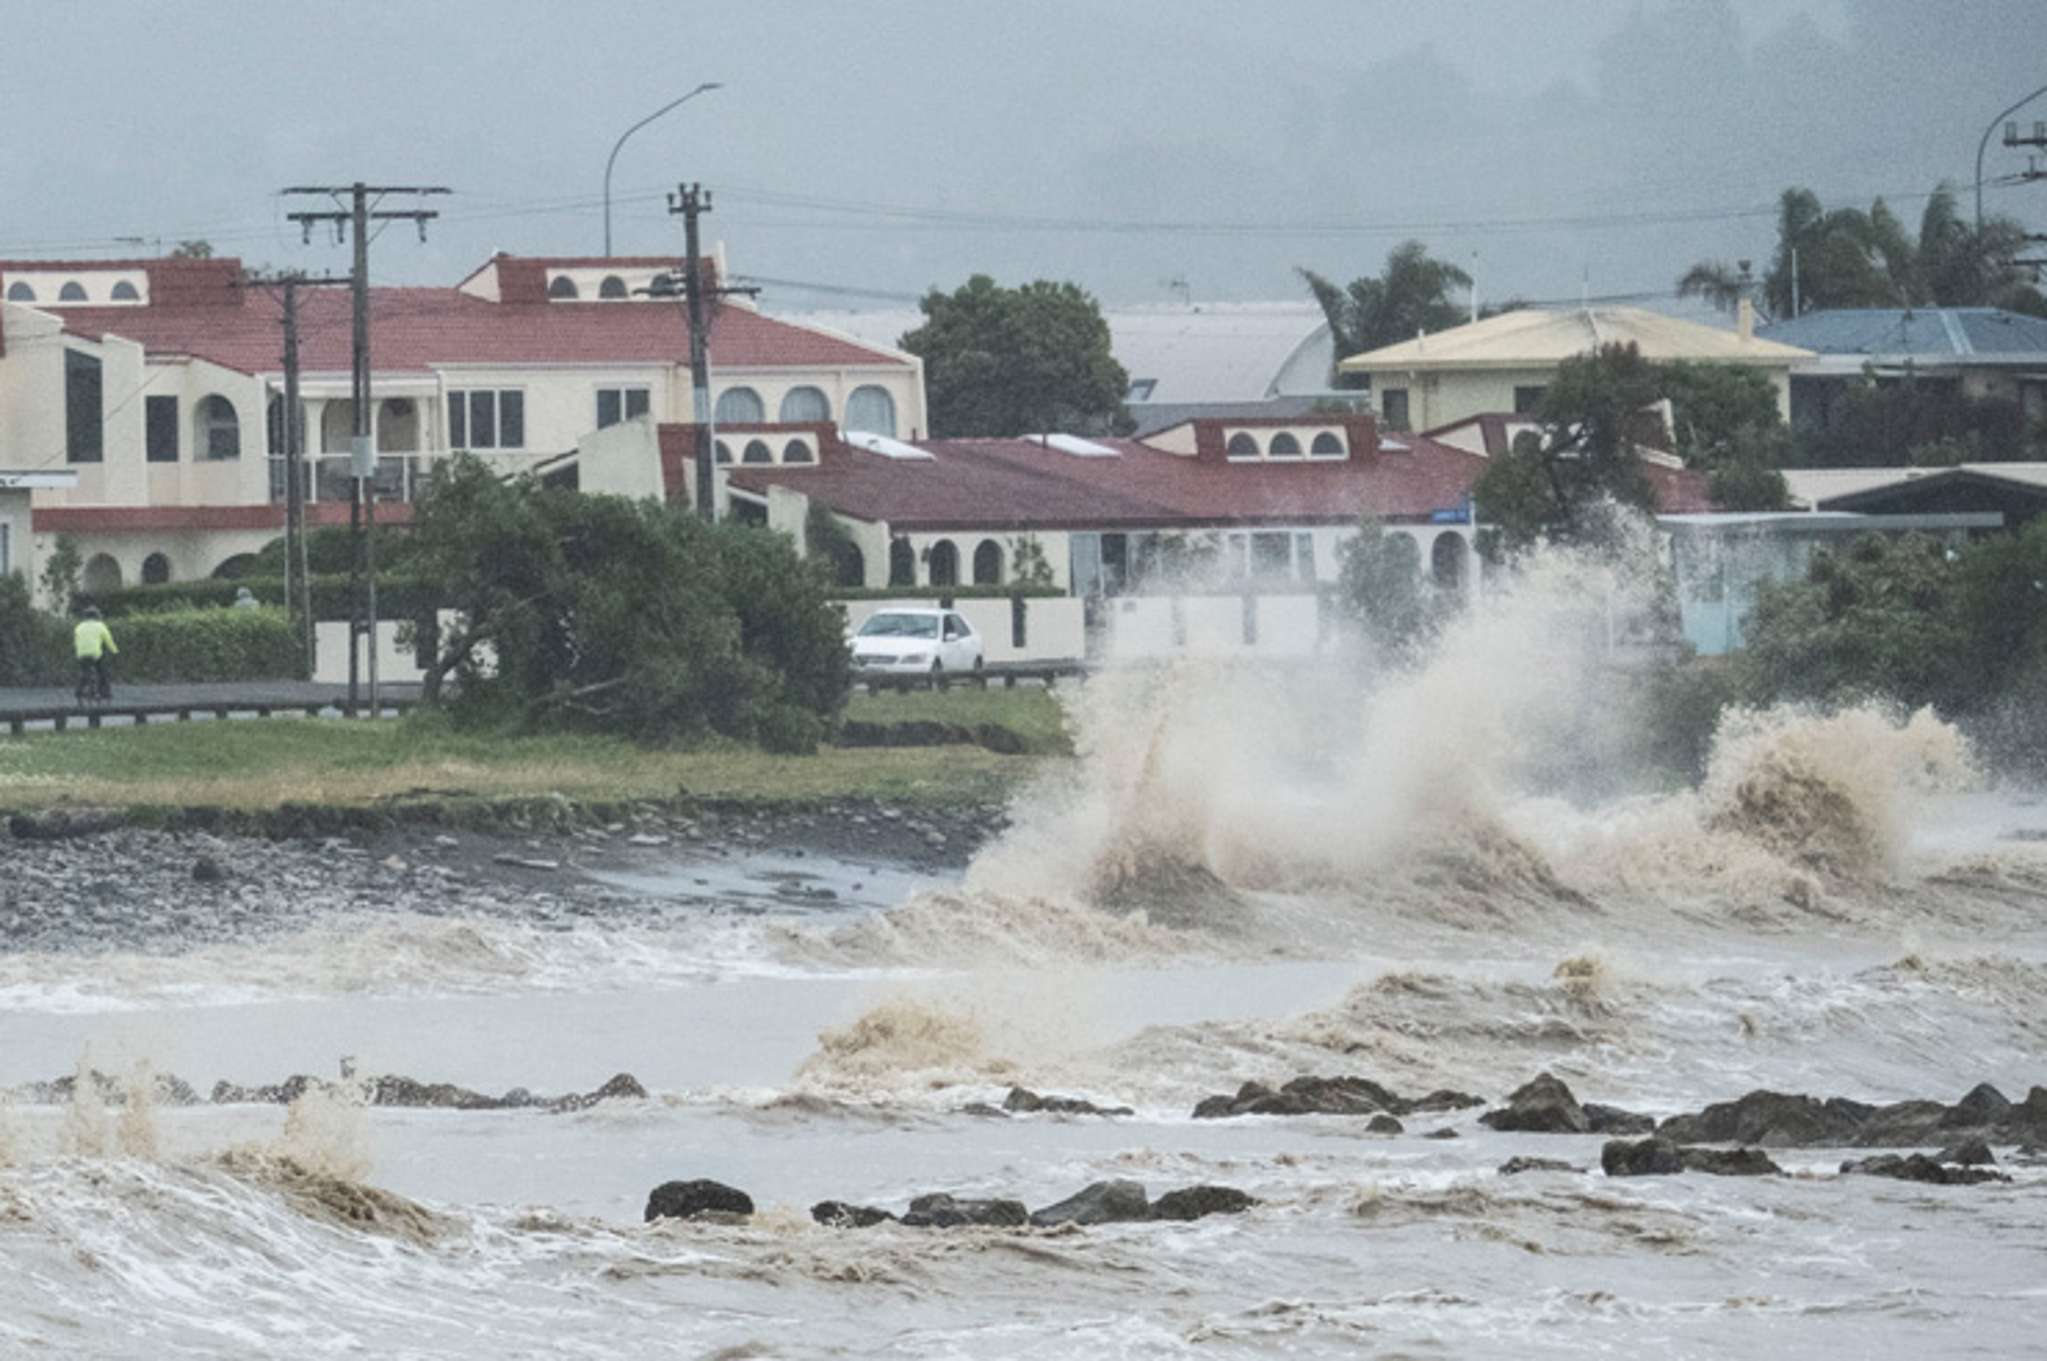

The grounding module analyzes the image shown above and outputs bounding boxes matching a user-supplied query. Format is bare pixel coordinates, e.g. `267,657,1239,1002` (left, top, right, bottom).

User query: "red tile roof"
726,427,1491,531
45,257,907,376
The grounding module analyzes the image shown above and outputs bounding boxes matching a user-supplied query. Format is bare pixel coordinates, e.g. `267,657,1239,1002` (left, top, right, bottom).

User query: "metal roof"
1340,306,1811,373
1758,308,2047,364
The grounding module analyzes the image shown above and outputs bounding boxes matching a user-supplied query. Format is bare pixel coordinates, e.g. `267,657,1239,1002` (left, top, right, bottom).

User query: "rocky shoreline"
0,795,1008,953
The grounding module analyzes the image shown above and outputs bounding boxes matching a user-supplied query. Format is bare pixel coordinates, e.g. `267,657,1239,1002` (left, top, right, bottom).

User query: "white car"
850,606,984,686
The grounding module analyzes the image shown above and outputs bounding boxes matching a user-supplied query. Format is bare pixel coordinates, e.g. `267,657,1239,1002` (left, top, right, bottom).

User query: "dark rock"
1002,1086,1132,1118
1421,1127,1461,1140
1855,1099,1954,1147
7,808,125,841
549,1072,647,1114
1841,1154,2010,1186
1480,1072,1589,1134
1191,1093,1241,1120
645,1179,755,1221
1191,1075,1420,1120
1028,1179,1150,1228
1944,1083,2012,1126
1150,1185,1255,1221
1409,1089,1486,1113
1656,1090,1851,1147
1366,1114,1404,1134
811,1200,896,1228
1602,1137,1685,1177
1583,1102,1656,1135
900,1193,1029,1229
1498,1156,1580,1175
1932,1139,1996,1167
191,856,227,883
1678,1146,1783,1176
958,1102,1009,1119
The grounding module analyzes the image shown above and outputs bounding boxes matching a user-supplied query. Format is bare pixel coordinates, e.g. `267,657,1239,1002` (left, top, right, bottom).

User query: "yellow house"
1337,305,1813,433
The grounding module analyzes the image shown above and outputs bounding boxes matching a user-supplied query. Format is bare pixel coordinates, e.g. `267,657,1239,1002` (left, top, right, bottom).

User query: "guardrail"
4,696,421,736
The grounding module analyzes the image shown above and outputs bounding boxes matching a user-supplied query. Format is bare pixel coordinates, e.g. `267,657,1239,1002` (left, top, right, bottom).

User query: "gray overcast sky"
2,0,2042,312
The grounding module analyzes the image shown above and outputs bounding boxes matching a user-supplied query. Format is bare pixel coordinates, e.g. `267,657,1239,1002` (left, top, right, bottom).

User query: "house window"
973,539,1003,585
741,438,773,464
59,281,87,302
927,539,959,586
596,386,651,428
1225,432,1259,458
5,281,33,302
782,438,814,464
714,440,734,464
778,385,830,422
1513,385,1547,414
1127,378,1157,402
447,389,525,450
196,395,241,460
141,552,172,585
1250,532,1292,580
889,539,915,586
598,275,628,300
714,386,765,424
111,281,140,301
547,275,579,299
846,385,897,437
146,395,179,462
1382,388,1410,430
65,350,103,463
1268,432,1302,458
1294,533,1317,582
1310,431,1345,457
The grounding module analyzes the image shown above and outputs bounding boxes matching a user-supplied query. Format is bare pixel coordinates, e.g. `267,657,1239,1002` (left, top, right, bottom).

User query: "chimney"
1737,297,1755,343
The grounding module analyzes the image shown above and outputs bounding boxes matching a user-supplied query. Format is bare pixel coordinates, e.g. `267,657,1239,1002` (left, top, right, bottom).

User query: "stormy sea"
4,540,2045,1359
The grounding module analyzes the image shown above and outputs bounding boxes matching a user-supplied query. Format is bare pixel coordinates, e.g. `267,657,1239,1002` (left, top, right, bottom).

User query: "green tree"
408,454,848,749
1300,240,1474,384
1681,183,2047,319
1658,362,1782,467
1471,342,1664,552
38,534,81,611
170,239,214,259
899,275,1129,437
1332,519,1442,662
1704,425,1793,512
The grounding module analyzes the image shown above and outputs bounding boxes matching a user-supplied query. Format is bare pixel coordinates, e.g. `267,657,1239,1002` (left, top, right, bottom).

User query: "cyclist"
73,607,117,702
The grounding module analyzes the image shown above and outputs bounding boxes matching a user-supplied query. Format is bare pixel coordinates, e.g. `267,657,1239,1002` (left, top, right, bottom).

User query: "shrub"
104,607,304,682
80,574,439,621
0,574,67,684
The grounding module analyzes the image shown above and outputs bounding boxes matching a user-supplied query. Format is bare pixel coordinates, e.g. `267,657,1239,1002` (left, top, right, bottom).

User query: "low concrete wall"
1103,593,1322,659
314,620,426,685
839,596,1085,664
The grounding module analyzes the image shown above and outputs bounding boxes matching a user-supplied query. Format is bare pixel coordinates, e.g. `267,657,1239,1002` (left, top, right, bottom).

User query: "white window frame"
447,387,527,451
595,385,652,429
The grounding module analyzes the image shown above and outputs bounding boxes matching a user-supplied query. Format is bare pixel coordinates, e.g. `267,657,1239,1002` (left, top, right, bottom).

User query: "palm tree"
1676,261,1751,315
1301,241,1473,384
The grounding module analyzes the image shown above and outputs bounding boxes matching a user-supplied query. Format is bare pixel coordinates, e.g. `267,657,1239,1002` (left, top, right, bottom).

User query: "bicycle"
74,659,111,709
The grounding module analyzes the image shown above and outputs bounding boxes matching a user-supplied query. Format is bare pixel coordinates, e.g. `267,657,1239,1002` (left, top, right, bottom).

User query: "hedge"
80,575,440,622
1,600,305,685
835,584,1064,601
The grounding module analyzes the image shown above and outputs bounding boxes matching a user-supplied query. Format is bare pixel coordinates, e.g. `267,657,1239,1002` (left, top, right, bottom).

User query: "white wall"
1103,593,1323,660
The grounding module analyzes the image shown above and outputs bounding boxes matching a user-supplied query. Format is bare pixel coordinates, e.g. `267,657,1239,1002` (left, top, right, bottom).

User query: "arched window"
741,438,774,464
81,553,123,594
845,385,897,437
781,438,815,464
598,275,628,300
778,385,830,423
111,281,140,301
1225,432,1260,458
547,275,579,299
714,386,765,425
1431,531,1468,590
889,538,915,586
1268,432,1302,458
319,400,356,454
211,554,258,581
141,552,172,585
927,539,959,587
195,395,241,460
5,281,33,302
830,540,864,588
59,281,88,302
714,440,734,464
1311,431,1344,457
972,539,1004,585
1386,531,1422,578
377,398,418,452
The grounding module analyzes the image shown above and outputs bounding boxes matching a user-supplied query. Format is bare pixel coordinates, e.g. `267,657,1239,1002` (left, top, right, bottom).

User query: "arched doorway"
926,539,959,587
1431,531,1468,591
888,539,915,587
141,552,172,585
211,554,258,580
830,540,864,588
81,553,122,594
972,539,1003,585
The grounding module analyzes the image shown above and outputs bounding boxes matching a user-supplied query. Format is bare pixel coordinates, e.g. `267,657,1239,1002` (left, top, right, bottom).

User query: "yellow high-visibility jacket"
73,620,117,660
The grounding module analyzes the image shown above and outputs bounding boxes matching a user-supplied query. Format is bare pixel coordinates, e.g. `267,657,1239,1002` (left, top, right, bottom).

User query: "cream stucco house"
1337,304,1813,434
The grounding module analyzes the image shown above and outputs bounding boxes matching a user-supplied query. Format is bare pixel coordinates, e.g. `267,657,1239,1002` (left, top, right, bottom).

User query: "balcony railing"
269,455,422,505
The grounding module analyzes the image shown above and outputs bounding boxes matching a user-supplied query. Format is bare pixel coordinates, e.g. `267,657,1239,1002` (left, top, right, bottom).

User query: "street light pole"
604,83,722,255
1976,80,2047,229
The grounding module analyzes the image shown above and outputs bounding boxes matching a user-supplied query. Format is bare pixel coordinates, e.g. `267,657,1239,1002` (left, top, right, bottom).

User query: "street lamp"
603,83,722,255
1976,80,2047,230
